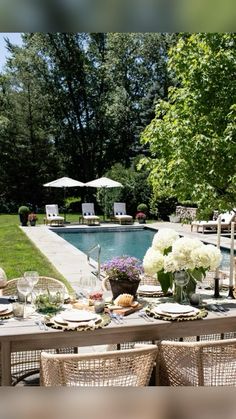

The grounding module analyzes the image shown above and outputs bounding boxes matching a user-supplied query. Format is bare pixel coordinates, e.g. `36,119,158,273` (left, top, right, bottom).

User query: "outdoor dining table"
1,293,236,386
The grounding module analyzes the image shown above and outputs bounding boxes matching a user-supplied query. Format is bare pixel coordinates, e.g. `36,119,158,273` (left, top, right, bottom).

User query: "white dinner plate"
138,285,162,293
62,310,98,322
154,306,199,317
0,307,12,316
0,304,11,313
157,303,197,314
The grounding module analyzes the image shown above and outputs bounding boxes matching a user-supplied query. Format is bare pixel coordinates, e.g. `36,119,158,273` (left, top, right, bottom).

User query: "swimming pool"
57,228,156,262
56,227,231,269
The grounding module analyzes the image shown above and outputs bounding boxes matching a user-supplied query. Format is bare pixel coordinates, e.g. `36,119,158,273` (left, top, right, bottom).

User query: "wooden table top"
0,291,236,346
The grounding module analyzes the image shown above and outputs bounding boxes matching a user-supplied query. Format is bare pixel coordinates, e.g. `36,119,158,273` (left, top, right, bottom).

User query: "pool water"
57,229,156,262
56,228,231,269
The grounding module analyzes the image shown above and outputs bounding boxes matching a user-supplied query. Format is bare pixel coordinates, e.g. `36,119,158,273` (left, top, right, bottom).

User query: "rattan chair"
40,344,158,386
2,276,67,297
158,338,236,386
3,276,74,385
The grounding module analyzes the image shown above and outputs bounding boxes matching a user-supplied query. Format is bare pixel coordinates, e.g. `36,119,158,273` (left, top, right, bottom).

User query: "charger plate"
145,305,208,322
45,313,111,331
0,306,13,319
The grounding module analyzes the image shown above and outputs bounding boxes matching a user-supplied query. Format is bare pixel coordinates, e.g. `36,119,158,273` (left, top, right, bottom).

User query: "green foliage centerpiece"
143,228,222,302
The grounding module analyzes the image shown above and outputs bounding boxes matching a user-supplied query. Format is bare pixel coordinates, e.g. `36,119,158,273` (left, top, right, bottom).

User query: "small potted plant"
102,256,143,300
28,212,38,226
137,203,148,214
136,212,146,224
18,206,30,226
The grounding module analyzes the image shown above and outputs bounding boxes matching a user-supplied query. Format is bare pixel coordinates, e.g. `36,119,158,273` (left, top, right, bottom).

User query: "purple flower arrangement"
102,256,143,282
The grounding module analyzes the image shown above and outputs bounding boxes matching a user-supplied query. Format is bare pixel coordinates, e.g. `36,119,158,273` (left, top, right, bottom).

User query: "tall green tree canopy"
141,33,236,216
0,32,176,211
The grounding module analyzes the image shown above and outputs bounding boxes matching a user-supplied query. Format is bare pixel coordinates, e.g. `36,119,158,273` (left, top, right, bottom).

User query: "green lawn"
0,214,71,289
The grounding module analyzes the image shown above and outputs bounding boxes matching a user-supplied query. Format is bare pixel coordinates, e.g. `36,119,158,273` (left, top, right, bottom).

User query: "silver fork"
138,310,154,322
116,314,126,323
35,320,44,330
36,318,48,331
110,313,120,324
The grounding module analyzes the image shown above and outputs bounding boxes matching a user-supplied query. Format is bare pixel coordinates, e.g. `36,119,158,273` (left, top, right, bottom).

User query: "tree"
0,33,177,210
0,39,60,211
96,161,152,217
141,33,236,216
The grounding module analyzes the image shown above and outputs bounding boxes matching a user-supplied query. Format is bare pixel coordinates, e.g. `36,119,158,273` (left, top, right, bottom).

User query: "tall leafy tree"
141,33,236,216
0,32,177,210
0,42,60,209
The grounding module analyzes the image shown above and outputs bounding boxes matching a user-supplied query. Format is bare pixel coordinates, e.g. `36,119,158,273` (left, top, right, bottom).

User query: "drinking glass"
17,277,33,318
81,273,97,297
174,270,190,304
24,271,39,288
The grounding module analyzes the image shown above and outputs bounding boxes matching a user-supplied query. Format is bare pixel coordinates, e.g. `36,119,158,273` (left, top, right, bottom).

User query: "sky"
0,32,23,70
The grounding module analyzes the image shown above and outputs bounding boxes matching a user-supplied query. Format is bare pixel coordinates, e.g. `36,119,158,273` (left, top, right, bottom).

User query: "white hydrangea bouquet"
143,228,222,295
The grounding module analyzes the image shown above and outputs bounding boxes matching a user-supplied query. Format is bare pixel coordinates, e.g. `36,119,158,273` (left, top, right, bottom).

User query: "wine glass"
24,271,39,306
174,270,190,304
24,271,39,288
81,273,96,298
17,277,33,318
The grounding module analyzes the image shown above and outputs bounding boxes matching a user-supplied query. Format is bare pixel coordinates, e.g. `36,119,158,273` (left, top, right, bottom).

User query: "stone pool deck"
21,221,235,289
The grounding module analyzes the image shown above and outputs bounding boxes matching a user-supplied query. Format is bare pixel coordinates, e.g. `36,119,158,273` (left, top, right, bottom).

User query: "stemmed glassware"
80,273,97,298
24,271,39,308
173,270,190,304
24,271,39,289
17,277,34,318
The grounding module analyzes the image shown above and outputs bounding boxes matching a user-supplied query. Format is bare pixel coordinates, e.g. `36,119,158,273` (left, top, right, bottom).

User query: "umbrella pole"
104,188,106,222
63,187,67,222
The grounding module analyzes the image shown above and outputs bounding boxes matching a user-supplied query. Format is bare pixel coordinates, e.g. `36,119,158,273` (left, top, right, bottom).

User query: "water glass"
12,302,24,318
17,277,33,318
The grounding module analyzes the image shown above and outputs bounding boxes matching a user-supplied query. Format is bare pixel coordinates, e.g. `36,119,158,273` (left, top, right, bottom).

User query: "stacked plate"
0,304,12,317
138,285,169,296
153,303,200,319
52,309,101,327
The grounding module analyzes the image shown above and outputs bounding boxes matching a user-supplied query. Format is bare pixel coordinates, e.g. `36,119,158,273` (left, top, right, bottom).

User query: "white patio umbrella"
43,176,84,221
85,176,123,220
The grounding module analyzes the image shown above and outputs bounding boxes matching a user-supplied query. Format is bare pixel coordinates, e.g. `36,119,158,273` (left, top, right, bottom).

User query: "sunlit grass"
0,214,70,290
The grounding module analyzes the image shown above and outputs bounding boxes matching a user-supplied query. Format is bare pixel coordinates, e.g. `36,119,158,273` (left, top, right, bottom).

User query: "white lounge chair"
81,203,100,225
114,202,133,225
191,211,235,234
45,204,64,226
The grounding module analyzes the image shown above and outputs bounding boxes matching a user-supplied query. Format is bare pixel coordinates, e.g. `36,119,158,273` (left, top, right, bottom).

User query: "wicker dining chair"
157,338,236,386
40,344,158,386
2,276,67,297
2,276,75,385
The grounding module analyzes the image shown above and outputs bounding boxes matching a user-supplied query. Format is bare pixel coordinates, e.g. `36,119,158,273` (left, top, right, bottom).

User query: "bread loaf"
114,293,134,307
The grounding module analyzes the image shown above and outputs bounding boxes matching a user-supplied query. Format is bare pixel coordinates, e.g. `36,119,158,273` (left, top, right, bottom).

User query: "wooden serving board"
106,302,143,316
